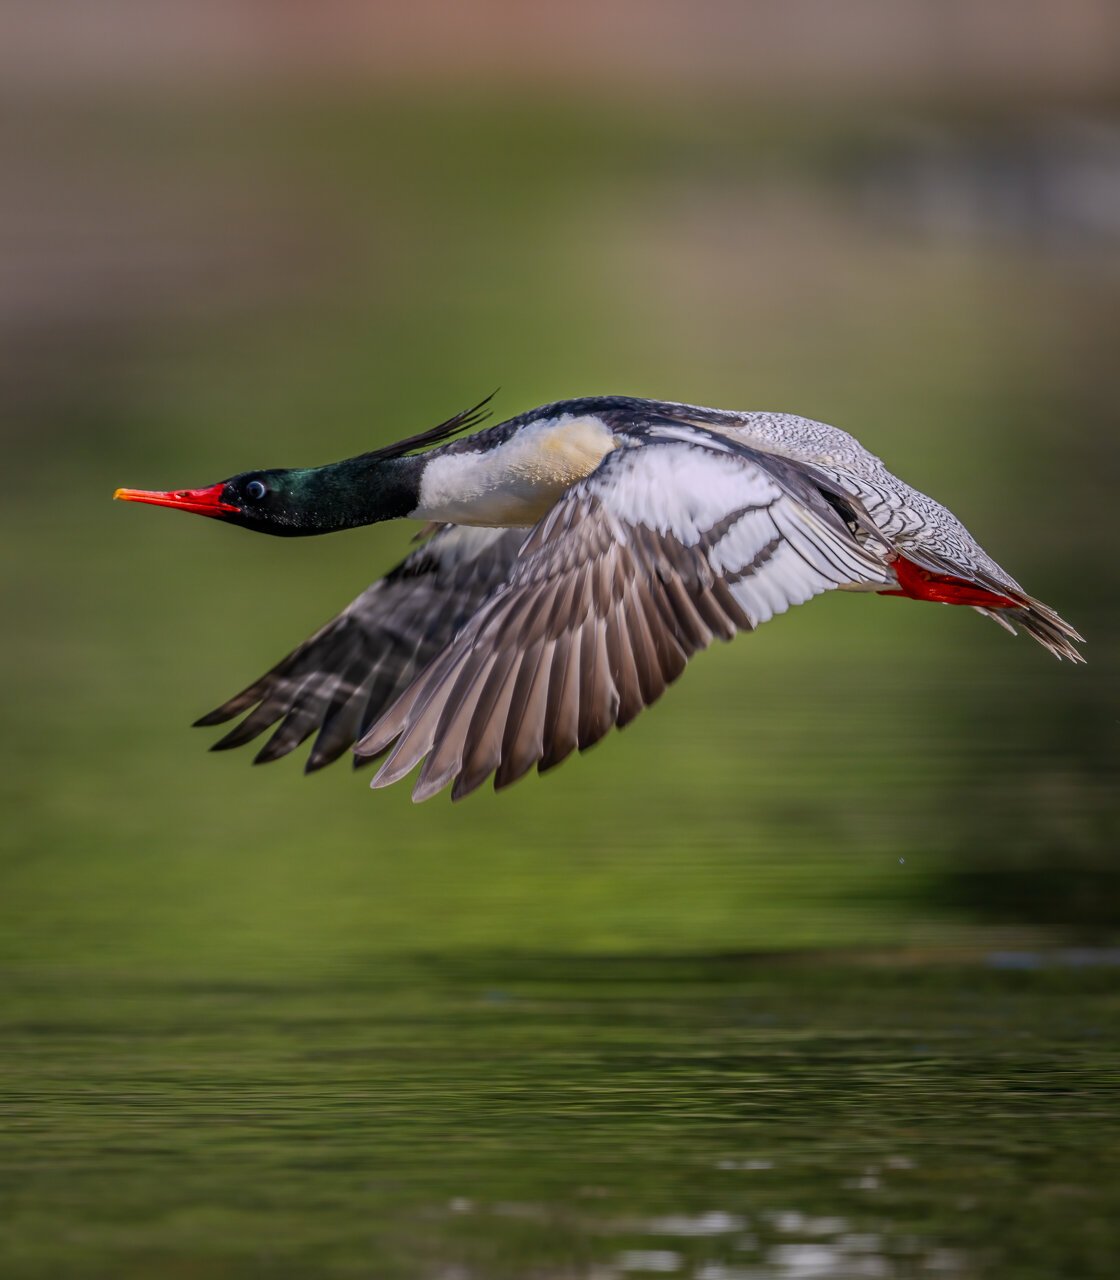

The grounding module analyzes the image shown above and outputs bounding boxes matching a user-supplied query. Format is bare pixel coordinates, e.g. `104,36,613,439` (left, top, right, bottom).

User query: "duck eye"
245,479,268,501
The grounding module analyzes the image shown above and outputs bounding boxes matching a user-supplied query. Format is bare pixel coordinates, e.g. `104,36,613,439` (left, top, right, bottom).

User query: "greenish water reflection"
5,954,1119,1279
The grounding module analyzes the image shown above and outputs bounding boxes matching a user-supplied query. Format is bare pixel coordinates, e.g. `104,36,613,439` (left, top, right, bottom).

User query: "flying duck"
115,395,1083,801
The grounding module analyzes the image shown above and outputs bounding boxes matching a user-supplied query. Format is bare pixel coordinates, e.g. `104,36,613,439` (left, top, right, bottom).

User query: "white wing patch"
355,434,893,801
603,437,779,543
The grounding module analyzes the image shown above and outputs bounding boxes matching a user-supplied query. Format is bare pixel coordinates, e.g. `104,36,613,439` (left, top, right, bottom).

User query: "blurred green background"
2,6,1120,1277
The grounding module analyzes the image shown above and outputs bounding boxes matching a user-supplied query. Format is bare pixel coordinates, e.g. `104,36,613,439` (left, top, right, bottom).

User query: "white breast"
411,414,617,527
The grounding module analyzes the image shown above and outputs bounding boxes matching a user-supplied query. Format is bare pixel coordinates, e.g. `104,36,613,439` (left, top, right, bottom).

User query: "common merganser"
115,395,1083,801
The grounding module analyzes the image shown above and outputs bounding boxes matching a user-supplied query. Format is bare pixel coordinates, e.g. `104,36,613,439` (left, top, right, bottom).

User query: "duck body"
115,394,1083,800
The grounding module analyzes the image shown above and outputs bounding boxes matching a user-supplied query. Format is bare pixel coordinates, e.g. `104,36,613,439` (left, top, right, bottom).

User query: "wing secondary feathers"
354,434,895,801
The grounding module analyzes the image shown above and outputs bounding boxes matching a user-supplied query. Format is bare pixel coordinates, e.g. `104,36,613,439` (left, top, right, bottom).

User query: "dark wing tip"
193,681,271,727
193,705,239,728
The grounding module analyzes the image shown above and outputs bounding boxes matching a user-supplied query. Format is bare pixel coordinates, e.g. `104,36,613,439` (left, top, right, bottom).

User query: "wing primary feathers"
252,676,336,764
198,524,528,771
305,657,386,771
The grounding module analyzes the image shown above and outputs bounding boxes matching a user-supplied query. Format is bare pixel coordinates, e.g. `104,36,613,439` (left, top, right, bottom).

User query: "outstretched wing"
196,524,529,771
356,430,895,802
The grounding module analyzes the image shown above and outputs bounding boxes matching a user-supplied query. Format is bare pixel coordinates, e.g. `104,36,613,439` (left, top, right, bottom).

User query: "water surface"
5,953,1119,1278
